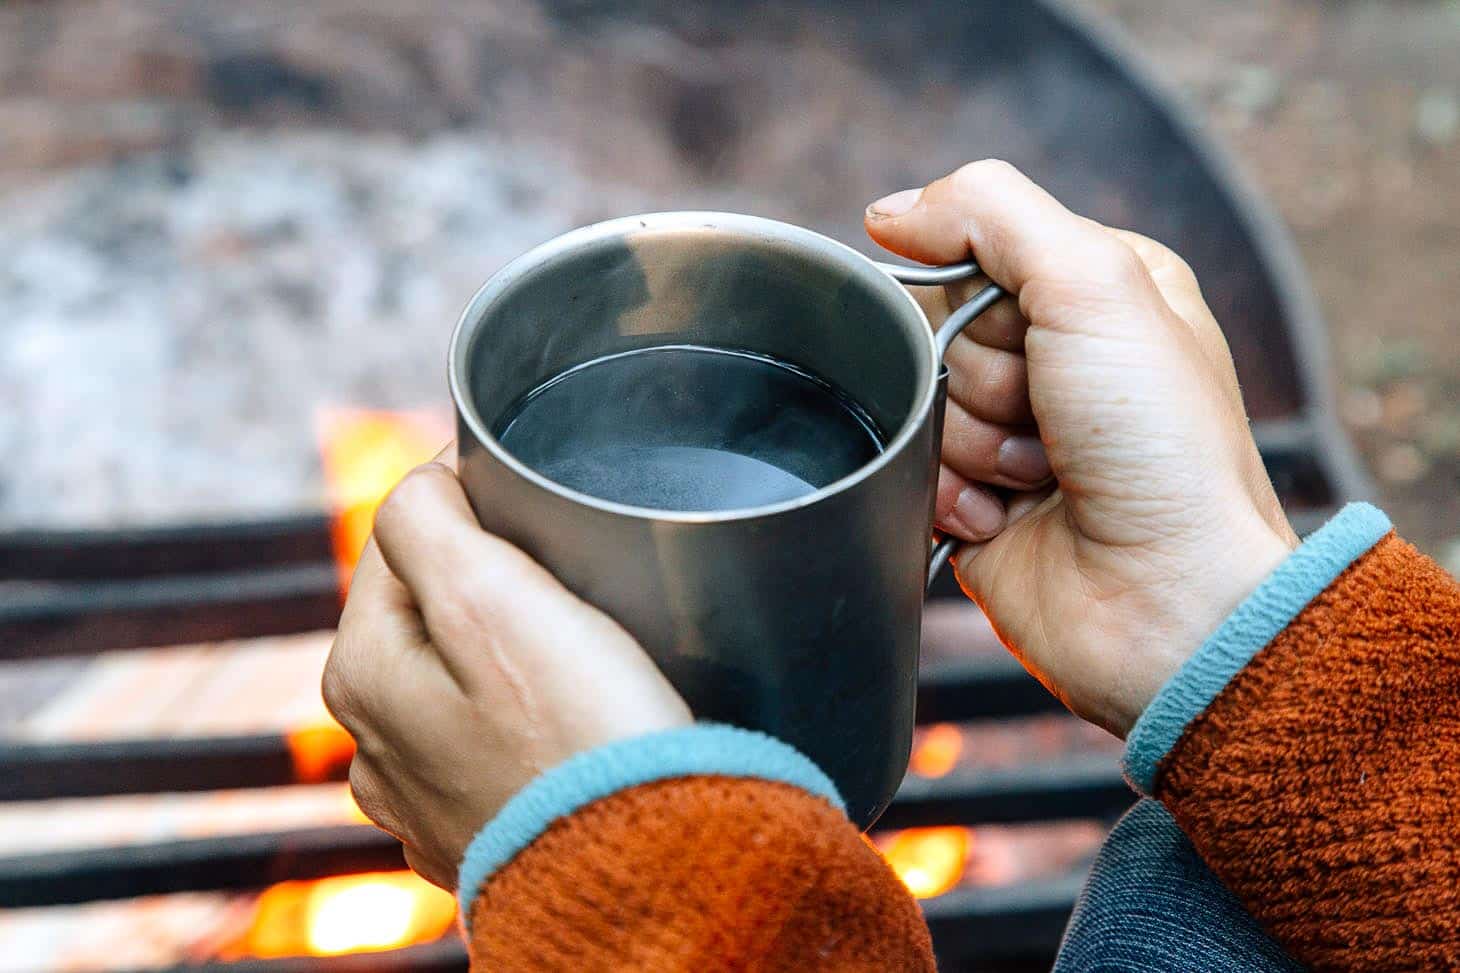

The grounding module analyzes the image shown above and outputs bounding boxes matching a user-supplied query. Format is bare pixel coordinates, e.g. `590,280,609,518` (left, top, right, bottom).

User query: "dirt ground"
1083,0,1460,565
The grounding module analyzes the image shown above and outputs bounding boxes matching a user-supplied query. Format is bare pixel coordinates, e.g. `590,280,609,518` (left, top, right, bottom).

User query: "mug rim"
447,211,941,524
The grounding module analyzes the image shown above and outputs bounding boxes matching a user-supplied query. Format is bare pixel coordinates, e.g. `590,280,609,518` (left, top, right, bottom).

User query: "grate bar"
883,757,1131,830
42,878,1088,973
0,419,1336,660
0,655,1074,799
0,515,332,582
0,735,307,801
0,565,341,660
95,876,1088,973
0,758,1124,907
0,826,402,909
924,872,1085,967
114,941,468,973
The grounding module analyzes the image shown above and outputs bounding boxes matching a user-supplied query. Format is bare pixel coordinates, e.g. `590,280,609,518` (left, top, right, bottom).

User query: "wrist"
1111,516,1296,737
1121,502,1391,792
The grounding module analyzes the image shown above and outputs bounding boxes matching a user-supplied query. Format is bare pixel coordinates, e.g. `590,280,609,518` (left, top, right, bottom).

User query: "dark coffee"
493,344,884,511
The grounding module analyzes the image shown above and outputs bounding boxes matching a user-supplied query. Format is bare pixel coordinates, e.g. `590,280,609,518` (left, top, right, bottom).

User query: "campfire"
0,380,1354,969
877,827,973,899
228,408,455,957
225,871,455,958
316,408,454,588
0,403,1132,969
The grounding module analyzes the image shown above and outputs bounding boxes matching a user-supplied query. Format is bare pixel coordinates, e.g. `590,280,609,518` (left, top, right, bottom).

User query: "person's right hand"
865,161,1299,738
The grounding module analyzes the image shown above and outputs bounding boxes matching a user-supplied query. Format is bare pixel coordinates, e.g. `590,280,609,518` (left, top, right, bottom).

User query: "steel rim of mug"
449,211,1002,525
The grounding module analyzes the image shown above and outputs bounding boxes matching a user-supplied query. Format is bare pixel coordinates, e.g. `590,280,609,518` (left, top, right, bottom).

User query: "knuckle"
441,553,547,636
1137,235,1199,286
320,651,355,722
950,363,1023,424
952,158,1023,193
347,760,386,820
1085,237,1150,291
1159,246,1196,282
321,635,386,740
435,583,494,637
1162,248,1197,289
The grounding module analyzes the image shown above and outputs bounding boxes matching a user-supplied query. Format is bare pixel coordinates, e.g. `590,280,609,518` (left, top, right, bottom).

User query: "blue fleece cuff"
456,723,843,923
1123,502,1391,795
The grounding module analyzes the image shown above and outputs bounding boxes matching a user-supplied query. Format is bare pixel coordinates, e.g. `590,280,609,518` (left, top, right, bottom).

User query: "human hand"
865,161,1298,737
321,449,691,889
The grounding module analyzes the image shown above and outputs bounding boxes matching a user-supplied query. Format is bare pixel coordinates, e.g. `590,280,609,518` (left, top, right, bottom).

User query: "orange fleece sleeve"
466,774,934,972
1154,531,1460,970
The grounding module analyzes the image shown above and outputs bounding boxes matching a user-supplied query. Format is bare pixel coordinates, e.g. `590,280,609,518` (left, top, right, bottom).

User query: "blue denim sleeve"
1054,800,1303,972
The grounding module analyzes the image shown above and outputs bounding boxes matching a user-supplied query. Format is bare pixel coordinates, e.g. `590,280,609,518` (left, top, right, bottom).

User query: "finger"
934,464,1005,542
941,398,1051,489
331,438,458,635
943,339,1033,425
371,460,580,671
344,535,417,621
1105,230,1214,334
955,487,1067,590
1105,228,1243,402
348,757,407,842
323,537,426,733
1005,485,1058,526
373,461,560,608
866,160,1172,339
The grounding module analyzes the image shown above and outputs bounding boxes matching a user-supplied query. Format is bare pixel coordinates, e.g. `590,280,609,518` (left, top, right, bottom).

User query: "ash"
0,132,660,527
0,0,1038,529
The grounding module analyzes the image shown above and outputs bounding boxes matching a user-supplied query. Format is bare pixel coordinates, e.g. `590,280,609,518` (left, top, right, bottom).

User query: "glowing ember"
908,723,964,778
229,871,455,958
316,407,451,590
877,827,971,899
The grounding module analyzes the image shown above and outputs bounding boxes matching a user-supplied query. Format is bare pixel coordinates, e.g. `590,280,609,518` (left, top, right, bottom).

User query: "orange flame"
286,721,356,784
229,871,455,958
877,827,971,899
908,723,964,778
316,408,451,591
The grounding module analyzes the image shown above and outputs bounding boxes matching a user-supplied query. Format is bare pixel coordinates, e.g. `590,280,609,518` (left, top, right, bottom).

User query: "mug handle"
927,534,960,590
874,260,1008,592
874,260,1008,357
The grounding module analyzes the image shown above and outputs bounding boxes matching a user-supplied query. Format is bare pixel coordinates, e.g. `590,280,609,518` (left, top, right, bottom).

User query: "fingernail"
951,485,1005,539
997,436,1051,483
867,188,922,219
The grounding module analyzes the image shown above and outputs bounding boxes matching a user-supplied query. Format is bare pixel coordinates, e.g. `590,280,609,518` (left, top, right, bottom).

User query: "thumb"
864,160,1173,341
951,488,1061,603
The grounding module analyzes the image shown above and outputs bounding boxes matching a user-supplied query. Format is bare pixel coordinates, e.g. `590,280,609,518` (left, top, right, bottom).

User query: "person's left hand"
321,447,692,889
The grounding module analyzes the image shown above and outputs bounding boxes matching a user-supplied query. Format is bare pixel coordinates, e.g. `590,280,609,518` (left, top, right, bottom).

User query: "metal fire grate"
0,417,1351,972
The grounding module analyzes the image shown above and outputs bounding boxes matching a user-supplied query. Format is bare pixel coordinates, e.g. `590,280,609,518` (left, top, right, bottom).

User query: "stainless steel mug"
449,212,1001,828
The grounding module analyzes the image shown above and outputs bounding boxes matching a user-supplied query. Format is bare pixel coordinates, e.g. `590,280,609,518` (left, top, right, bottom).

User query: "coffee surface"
493,345,883,511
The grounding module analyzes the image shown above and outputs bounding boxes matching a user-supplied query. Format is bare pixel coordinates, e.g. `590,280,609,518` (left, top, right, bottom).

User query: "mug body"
449,213,941,828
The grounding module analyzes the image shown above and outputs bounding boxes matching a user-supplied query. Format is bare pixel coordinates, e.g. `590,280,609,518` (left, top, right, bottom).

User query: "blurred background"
0,0,1455,970
1090,0,1460,560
